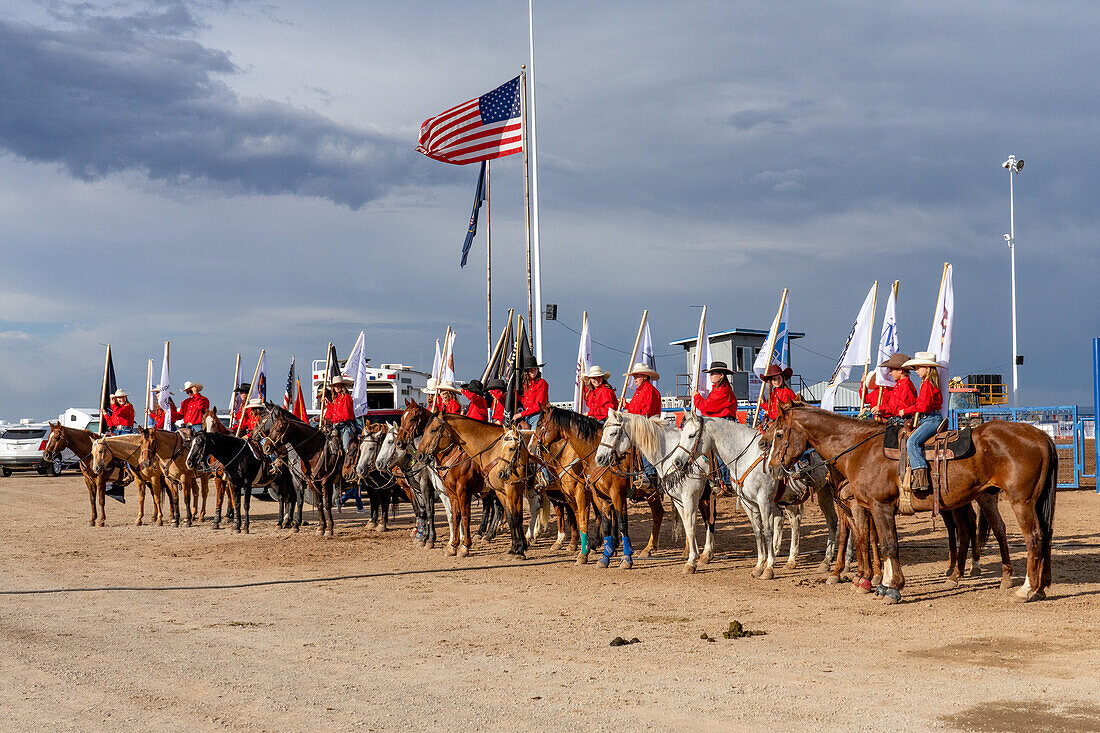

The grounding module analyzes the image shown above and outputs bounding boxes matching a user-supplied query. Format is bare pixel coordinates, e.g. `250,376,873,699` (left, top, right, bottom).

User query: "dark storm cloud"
0,4,421,208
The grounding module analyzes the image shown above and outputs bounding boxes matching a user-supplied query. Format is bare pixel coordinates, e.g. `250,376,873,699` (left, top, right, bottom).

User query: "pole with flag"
158,341,172,431
821,282,878,412
316,343,337,430
926,263,954,419
573,311,591,412
481,310,515,385
876,281,901,388
346,331,369,418
640,321,656,376
442,330,456,384
690,306,712,411
292,378,309,422
503,313,523,426
283,357,296,410
619,311,649,409
97,345,116,433
526,0,545,364
235,349,265,437
486,161,492,361
229,353,242,424
752,289,789,426
145,359,153,429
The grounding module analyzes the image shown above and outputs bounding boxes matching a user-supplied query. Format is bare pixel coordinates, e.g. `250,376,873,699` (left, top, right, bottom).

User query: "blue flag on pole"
460,161,487,267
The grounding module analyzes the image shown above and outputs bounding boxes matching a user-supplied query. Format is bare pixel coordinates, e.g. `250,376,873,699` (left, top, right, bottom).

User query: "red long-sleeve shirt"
693,380,737,418
520,377,549,418
324,393,354,423
765,386,798,420
488,391,505,424
626,380,661,418
106,403,136,428
911,380,943,415
180,393,210,425
239,409,259,434
863,386,891,409
439,395,462,415
585,383,617,421
883,376,917,417
461,389,489,421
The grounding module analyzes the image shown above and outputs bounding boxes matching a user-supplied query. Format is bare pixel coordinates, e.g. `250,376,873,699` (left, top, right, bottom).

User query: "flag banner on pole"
753,296,789,377
283,357,296,409
572,315,591,412
480,319,513,384
417,77,522,165
460,161,488,267
346,331,369,417
691,308,712,409
822,283,878,411
326,343,342,384
876,283,900,387
926,263,954,419
292,378,309,422
442,331,456,383
256,351,267,403
99,346,117,433
158,342,172,431
431,339,442,381
640,322,657,383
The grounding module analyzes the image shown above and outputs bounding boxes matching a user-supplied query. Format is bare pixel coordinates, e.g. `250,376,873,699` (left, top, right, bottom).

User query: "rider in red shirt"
519,358,549,427
583,366,617,421
873,354,915,420
693,361,738,418
106,390,137,434
485,379,507,424
899,352,944,490
148,386,181,428
762,364,797,422
180,381,210,429
861,372,892,416
624,363,661,418
323,377,359,450
436,382,463,415
460,380,489,421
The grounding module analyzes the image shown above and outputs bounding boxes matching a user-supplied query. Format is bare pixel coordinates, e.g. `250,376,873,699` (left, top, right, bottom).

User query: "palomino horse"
138,427,209,527
44,423,113,526
416,413,532,558
675,411,839,578
593,410,711,573
91,434,171,525
530,416,586,554
253,405,343,536
537,406,666,568
765,401,1057,603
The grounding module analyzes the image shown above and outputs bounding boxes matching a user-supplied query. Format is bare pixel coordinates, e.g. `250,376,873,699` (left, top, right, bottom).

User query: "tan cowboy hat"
111,389,129,398
436,380,459,393
421,377,439,395
182,381,203,392
584,365,610,379
245,398,265,410
761,364,793,381
624,362,660,379
878,352,912,371
332,375,354,386
902,351,941,370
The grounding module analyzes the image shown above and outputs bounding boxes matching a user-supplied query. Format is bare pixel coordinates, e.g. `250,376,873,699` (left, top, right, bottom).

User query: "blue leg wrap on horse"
603,535,615,559
621,534,634,558
580,532,588,555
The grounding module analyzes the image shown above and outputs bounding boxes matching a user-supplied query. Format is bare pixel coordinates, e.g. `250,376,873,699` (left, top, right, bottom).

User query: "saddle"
884,421,973,516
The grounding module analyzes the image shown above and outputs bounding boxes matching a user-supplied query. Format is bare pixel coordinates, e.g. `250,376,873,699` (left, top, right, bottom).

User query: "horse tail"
1036,438,1057,549
538,491,552,535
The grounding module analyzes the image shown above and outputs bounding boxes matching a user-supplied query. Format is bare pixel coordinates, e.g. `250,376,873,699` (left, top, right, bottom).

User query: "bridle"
767,418,886,479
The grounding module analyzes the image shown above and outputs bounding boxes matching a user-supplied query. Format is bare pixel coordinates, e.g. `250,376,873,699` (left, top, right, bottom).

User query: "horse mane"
546,406,602,441
268,404,310,427
615,411,666,458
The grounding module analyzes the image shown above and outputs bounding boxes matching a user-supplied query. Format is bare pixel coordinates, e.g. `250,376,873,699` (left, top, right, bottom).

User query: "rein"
773,423,887,478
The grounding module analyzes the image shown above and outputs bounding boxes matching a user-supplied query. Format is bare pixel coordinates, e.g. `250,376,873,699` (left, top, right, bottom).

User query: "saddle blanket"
882,424,973,461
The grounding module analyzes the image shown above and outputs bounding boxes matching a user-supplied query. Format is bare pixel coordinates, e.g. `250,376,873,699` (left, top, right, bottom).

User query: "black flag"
98,346,117,433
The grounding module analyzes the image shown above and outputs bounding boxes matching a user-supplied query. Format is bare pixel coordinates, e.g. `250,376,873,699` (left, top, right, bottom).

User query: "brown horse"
91,434,171,526
765,401,1056,603
416,413,531,558
138,427,212,527
44,423,112,526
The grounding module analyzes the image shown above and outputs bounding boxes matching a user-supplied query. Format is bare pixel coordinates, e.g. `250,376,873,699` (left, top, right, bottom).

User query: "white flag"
926,263,954,418
754,291,789,376
431,339,442,381
640,321,657,384
158,341,172,430
822,283,878,411
876,283,900,387
572,315,591,412
691,307,713,407
441,331,456,383
346,330,369,417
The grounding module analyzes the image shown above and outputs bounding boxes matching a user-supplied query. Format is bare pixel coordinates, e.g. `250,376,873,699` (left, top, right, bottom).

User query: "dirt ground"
2,475,1099,732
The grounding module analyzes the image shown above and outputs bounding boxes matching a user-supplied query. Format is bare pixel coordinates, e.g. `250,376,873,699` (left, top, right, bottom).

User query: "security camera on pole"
1002,154,1024,409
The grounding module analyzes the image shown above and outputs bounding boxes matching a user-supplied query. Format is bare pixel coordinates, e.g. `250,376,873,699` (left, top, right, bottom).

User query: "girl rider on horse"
436,381,463,415
485,379,507,424
583,365,617,422
518,355,549,429
897,352,944,491
871,353,915,422
105,389,137,435
761,364,796,426
693,361,738,489
460,380,489,421
323,376,359,451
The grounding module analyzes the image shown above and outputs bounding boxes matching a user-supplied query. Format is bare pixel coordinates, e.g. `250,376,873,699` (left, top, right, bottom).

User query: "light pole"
1002,154,1024,409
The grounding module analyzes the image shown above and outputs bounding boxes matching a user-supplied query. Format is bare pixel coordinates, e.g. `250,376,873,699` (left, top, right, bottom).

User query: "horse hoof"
379,524,388,533
89,520,96,527
871,574,883,587
597,557,611,569
761,567,775,580
134,520,143,527
619,560,633,570
551,541,563,551
943,578,960,590
445,545,457,556
212,524,221,531
825,574,840,585
970,565,982,578
366,521,377,531
185,521,192,528
97,520,105,528
640,549,653,559
568,543,579,553
944,567,955,578
818,561,831,573
750,567,763,578
785,559,798,570
234,528,241,534
576,554,588,566
325,530,334,537
457,546,469,558
683,563,696,575
698,552,713,566
426,540,435,550
243,526,250,535
854,580,872,594
882,594,900,605
1000,577,1014,590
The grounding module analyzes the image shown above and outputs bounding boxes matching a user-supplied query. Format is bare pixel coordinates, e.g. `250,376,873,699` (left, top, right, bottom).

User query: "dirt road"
2,475,1098,731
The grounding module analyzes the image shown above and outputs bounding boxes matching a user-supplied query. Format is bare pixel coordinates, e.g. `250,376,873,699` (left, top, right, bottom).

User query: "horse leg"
525,489,540,543
827,509,849,583
326,480,336,537
784,505,801,570
198,476,208,522
135,477,146,526
85,475,97,526
943,507,970,589
942,509,959,577
551,503,566,551
616,493,634,570
1007,497,1045,602
234,483,244,534
758,502,777,580
182,477,194,527
242,483,252,534
977,491,1013,589
293,483,303,532
847,501,873,593
459,490,472,558
817,490,839,573
212,477,224,529
96,475,107,527
871,501,904,604
444,489,459,555
575,490,591,565
742,499,766,578
680,491,700,573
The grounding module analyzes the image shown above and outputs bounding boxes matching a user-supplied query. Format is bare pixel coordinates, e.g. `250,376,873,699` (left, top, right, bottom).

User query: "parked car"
0,421,78,477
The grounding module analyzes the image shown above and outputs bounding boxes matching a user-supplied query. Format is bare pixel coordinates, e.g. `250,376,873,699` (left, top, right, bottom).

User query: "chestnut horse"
138,427,210,527
91,434,171,525
44,423,112,526
765,401,1056,603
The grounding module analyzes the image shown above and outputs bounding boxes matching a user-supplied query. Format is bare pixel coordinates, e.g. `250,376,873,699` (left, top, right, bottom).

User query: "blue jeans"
336,419,360,451
906,415,940,471
113,426,136,435
340,484,364,510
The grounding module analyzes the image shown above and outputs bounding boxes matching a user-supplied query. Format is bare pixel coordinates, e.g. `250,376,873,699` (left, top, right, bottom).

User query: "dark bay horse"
253,405,343,536
766,401,1056,603
44,423,111,526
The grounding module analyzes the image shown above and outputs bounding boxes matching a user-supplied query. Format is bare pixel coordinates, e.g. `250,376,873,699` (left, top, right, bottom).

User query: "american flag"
283,357,296,410
417,77,523,165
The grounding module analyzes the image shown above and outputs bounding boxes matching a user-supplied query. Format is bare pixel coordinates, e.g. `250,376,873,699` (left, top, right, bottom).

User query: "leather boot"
910,467,931,491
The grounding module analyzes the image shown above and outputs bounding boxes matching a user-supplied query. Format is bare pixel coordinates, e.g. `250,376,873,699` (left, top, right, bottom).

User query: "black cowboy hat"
462,379,485,394
233,383,252,393
519,354,544,370
485,378,506,392
702,361,734,375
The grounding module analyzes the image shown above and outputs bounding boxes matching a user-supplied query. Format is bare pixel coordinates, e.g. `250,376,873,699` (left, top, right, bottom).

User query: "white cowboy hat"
584,365,610,379
421,377,439,395
436,380,459,393
245,398,265,410
153,385,174,395
182,381,203,392
111,389,129,398
333,374,355,386
624,362,660,379
862,372,877,390
902,351,941,370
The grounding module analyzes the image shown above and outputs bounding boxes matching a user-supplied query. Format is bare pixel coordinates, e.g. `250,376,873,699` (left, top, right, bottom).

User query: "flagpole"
520,67,534,334
98,344,112,433
164,340,171,430
317,343,333,430
145,359,153,429
230,353,241,421
575,310,588,412
486,159,492,362
752,289,787,427
857,281,878,418
620,310,648,409
691,305,707,401
236,349,265,437
527,0,544,364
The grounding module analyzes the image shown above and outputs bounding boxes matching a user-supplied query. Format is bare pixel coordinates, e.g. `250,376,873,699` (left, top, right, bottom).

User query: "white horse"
596,410,712,573
375,423,454,548
674,411,842,578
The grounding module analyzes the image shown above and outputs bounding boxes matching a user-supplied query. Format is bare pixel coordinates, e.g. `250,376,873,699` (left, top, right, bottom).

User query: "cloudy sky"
1,0,1097,419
